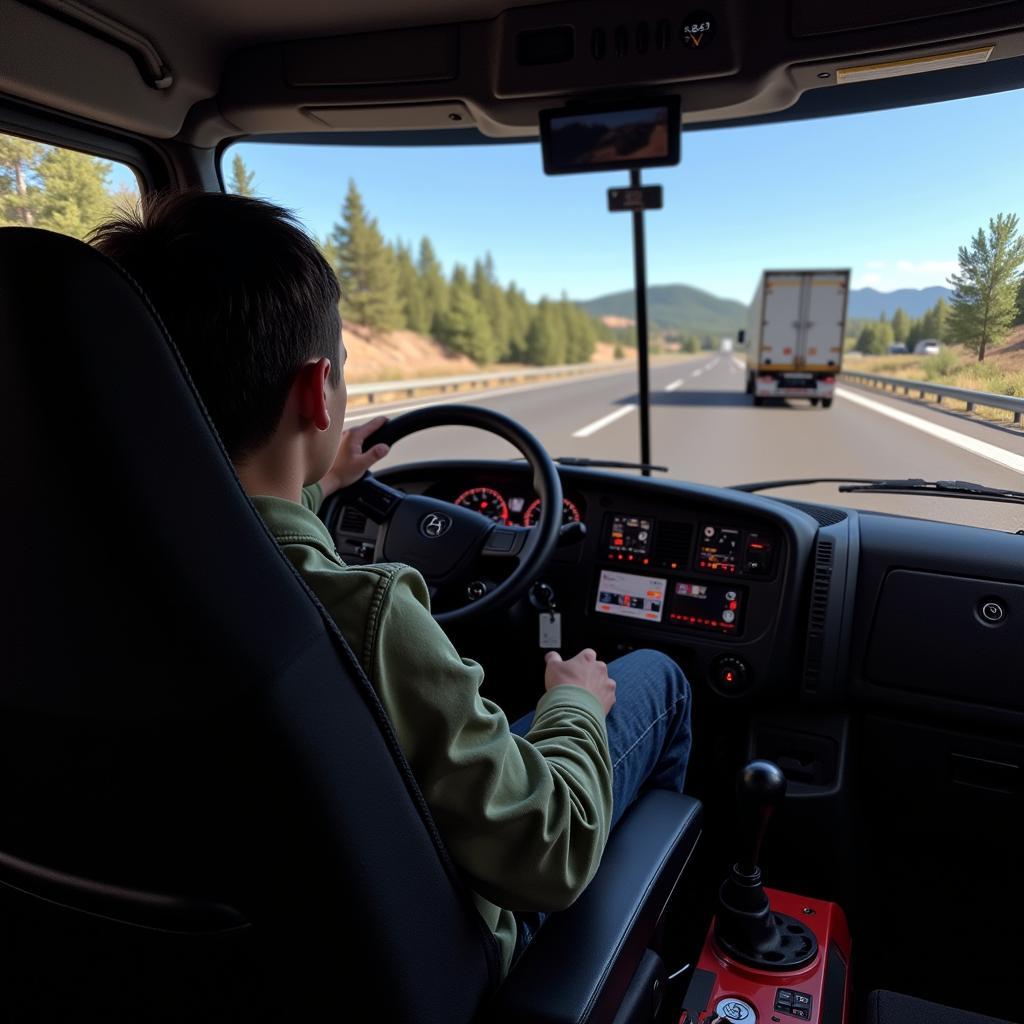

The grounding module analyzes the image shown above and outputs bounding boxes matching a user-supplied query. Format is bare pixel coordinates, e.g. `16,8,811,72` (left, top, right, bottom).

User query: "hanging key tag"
539,611,562,649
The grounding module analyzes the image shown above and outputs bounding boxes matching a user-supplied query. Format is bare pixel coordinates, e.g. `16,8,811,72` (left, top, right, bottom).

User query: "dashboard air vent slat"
653,521,693,566
802,537,835,692
340,506,368,534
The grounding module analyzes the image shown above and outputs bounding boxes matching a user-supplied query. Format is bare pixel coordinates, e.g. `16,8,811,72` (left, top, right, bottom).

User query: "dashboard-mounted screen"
540,97,681,176
606,513,653,562
595,570,666,623
669,580,744,633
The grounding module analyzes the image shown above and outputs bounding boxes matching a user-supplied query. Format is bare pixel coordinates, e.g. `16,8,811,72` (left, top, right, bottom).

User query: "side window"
0,131,140,240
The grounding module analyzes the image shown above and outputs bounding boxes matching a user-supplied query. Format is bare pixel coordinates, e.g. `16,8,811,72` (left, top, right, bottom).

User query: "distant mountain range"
576,285,747,337
576,283,954,335
847,286,953,319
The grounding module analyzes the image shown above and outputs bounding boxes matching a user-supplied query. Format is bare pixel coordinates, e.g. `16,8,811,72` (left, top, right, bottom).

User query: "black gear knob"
736,760,786,876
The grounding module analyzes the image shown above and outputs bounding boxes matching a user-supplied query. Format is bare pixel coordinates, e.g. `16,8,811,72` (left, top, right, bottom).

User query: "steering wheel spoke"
480,524,531,559
340,472,405,524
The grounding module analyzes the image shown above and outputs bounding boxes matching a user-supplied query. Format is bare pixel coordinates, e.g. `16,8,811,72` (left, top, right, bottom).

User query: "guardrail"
346,361,625,404
840,370,1024,425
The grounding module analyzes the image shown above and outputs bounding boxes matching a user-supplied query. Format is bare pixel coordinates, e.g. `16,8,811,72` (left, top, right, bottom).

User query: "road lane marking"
572,404,637,438
708,357,721,370
691,368,704,377
731,356,746,369
666,378,684,391
837,386,1024,475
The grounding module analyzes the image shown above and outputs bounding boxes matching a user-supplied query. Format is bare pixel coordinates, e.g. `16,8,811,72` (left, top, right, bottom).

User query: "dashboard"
325,461,818,700
323,458,1024,736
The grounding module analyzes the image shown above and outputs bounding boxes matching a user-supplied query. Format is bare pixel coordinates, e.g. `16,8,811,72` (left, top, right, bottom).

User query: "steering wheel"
332,405,563,626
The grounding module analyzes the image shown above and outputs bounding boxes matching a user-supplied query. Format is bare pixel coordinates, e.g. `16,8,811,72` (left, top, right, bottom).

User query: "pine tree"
418,237,449,334
557,295,597,364
395,241,430,334
891,308,910,344
504,283,533,362
228,153,256,196
948,213,1024,361
0,134,44,226
473,254,511,360
525,299,568,365
34,146,112,239
1014,279,1024,326
329,180,405,334
434,265,496,362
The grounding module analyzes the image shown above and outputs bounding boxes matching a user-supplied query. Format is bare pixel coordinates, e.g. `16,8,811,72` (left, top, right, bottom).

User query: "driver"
90,190,692,976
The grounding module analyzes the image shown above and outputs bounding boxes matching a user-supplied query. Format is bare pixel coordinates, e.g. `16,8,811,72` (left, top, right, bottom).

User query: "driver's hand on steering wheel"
544,649,617,717
321,416,391,496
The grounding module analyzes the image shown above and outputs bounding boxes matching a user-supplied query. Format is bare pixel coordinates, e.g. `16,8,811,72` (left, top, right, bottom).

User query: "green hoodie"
251,484,613,975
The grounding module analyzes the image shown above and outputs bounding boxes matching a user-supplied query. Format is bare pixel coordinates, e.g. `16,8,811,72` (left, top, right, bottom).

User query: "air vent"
339,506,368,534
653,521,693,568
784,501,848,527
802,538,835,692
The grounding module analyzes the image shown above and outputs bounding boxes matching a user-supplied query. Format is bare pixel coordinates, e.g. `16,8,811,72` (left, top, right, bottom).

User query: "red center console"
682,890,851,1024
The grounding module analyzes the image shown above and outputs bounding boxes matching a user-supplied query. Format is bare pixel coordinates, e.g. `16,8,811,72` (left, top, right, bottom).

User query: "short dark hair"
90,190,341,460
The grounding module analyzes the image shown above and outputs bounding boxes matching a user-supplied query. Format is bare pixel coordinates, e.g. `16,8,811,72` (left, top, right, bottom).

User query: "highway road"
346,354,1024,533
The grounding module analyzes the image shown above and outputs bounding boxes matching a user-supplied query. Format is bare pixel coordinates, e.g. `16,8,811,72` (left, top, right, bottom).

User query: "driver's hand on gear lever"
544,649,616,716
321,416,391,496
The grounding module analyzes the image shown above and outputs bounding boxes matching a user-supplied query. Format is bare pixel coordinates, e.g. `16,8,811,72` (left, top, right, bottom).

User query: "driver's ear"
295,358,333,432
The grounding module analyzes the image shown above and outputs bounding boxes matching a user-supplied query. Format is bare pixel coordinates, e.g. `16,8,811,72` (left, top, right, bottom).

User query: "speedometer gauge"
523,498,582,527
454,487,509,522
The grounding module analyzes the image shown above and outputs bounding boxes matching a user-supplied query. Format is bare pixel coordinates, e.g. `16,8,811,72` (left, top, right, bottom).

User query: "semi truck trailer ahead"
743,269,850,408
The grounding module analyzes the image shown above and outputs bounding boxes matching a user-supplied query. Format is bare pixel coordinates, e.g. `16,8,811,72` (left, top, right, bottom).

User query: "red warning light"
725,671,734,683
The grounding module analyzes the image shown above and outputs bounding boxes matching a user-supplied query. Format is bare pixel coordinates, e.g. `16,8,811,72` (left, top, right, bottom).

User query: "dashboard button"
711,656,749,694
980,599,1006,624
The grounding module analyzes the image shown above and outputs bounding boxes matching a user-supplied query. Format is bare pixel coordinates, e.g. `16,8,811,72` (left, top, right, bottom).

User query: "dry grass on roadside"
849,327,1024,425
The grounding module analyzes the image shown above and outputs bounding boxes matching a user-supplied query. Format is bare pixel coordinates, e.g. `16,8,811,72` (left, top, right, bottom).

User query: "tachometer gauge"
454,487,509,522
523,498,582,527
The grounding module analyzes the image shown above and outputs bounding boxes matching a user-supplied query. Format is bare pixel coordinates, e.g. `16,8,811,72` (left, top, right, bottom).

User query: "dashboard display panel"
595,570,666,623
606,514,653,562
669,580,744,633
698,524,741,573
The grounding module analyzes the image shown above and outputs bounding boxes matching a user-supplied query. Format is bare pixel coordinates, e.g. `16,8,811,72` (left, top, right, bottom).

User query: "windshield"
224,86,1024,532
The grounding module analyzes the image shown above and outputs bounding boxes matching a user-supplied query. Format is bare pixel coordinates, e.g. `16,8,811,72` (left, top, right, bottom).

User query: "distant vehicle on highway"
889,343,909,355
719,337,734,353
914,339,941,355
743,269,850,409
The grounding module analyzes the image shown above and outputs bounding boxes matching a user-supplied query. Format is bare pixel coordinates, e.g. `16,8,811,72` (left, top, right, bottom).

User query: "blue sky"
230,87,1023,305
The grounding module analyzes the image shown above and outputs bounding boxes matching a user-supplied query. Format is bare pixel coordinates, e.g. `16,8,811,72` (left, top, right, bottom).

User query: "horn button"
381,496,493,583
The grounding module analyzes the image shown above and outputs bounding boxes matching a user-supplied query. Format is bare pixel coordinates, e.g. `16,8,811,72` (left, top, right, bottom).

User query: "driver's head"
90,190,346,477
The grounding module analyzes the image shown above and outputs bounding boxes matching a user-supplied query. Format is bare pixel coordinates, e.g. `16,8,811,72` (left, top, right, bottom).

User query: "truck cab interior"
3,2,1024,1022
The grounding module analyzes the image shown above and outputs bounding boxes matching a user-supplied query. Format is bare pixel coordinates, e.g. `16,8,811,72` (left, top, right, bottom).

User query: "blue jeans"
508,649,692,960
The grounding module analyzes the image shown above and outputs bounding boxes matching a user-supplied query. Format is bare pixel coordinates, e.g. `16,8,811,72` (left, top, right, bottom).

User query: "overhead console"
215,0,1024,143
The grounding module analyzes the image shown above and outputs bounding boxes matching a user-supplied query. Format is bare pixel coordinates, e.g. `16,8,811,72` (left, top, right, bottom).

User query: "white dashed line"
572,404,637,438
837,386,1024,475
665,379,684,391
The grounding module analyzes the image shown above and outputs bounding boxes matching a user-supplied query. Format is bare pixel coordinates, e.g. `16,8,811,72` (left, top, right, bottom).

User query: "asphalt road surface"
346,354,1024,533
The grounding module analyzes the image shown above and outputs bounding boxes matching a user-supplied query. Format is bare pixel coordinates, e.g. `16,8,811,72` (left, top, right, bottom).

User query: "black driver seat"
0,227,701,1022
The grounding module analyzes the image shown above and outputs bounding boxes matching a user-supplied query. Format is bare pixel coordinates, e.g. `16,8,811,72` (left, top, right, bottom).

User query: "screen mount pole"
630,168,653,477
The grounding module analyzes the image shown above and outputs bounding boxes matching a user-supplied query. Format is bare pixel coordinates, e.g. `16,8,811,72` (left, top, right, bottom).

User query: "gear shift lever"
714,760,818,970
736,760,787,876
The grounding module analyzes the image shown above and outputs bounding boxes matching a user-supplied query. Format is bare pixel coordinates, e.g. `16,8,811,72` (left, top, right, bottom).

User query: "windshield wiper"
734,476,1024,507
554,456,669,473
838,478,1024,506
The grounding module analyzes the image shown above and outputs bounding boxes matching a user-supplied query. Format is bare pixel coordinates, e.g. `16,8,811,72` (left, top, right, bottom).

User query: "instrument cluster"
452,485,583,527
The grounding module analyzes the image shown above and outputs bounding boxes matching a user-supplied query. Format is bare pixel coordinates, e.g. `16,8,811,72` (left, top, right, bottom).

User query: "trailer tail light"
822,376,835,384
758,376,773,385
